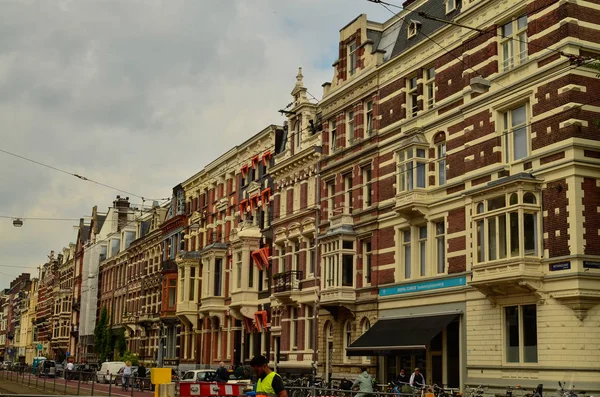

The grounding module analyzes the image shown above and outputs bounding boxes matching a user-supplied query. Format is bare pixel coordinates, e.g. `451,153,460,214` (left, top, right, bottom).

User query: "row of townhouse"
5,0,599,392
0,274,33,364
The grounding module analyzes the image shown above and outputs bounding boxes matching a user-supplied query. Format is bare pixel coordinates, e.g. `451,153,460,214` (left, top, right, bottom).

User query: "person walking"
122,361,133,391
137,363,147,391
66,361,74,381
353,367,374,397
250,355,287,397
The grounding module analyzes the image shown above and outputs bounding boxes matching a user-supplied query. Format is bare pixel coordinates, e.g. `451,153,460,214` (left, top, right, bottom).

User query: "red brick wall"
287,188,294,216
448,207,466,234
542,179,570,257
582,178,600,255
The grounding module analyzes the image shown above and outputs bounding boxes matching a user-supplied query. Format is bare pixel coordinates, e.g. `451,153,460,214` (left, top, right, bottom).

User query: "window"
347,110,355,144
500,15,528,71
362,166,372,207
168,279,176,309
306,305,314,350
424,67,435,109
502,104,529,162
365,101,373,135
403,230,412,279
236,253,242,289
363,241,372,284
330,120,338,151
399,148,427,191
293,241,300,272
474,192,539,263
419,226,427,276
322,239,355,289
344,174,352,213
294,121,301,153
308,238,315,275
248,256,254,288
343,321,352,362
189,267,196,301
348,42,357,76
437,142,446,185
214,258,223,296
505,304,537,363
290,307,297,349
445,0,460,13
408,20,420,38
436,221,446,273
407,76,418,117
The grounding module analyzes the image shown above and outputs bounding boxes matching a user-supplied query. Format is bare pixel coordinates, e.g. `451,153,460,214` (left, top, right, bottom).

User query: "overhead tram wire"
0,148,169,202
0,215,81,221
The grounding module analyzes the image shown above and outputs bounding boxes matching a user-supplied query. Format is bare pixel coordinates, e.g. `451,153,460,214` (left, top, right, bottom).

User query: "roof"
97,214,107,232
375,0,461,62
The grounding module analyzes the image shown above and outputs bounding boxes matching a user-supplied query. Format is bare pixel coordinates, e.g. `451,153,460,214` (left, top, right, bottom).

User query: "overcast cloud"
0,0,392,289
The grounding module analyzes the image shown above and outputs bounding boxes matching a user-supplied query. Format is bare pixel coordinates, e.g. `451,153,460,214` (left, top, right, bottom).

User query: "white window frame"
504,304,538,364
407,76,419,118
500,15,528,72
330,120,338,152
474,191,540,264
365,101,373,136
348,42,357,76
363,240,372,286
437,141,447,185
362,165,372,208
424,67,436,109
327,180,335,217
445,0,458,14
402,229,412,279
418,225,427,277
398,147,427,192
501,103,529,162
344,173,352,213
343,321,352,363
290,307,297,350
236,252,242,290
305,305,314,351
408,20,420,38
347,110,355,144
435,221,446,274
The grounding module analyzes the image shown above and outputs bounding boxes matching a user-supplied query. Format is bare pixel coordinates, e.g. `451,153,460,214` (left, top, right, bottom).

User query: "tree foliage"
118,350,139,366
94,307,109,362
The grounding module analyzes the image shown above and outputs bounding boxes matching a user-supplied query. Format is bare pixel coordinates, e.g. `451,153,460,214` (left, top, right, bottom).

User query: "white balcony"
470,257,544,298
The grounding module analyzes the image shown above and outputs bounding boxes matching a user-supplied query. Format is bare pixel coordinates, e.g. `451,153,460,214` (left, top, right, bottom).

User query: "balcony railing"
273,270,303,293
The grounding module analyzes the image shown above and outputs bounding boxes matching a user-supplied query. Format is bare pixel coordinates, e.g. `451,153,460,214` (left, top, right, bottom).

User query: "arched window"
361,318,371,363
523,192,536,204
343,321,352,363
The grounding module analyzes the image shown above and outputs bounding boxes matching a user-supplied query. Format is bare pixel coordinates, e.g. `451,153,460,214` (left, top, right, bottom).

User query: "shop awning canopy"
346,314,459,356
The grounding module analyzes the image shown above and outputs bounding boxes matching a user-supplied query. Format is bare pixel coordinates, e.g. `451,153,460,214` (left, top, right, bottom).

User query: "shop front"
347,276,468,388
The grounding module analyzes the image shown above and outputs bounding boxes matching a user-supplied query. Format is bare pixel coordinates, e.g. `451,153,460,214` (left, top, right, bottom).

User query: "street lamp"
13,218,23,227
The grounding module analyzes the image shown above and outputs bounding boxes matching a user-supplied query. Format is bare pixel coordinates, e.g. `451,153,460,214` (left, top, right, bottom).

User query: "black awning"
346,314,459,356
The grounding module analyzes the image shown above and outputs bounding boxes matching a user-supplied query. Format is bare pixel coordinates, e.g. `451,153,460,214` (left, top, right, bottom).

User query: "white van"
96,361,126,384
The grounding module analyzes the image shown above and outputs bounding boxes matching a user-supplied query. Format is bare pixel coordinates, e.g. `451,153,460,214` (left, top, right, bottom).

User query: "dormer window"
445,0,461,13
408,20,421,39
348,42,357,76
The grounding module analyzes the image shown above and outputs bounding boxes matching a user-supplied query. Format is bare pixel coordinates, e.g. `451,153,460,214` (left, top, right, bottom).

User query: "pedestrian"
409,368,425,388
250,355,287,397
216,361,229,382
122,361,133,391
66,361,74,381
137,363,147,391
353,367,374,397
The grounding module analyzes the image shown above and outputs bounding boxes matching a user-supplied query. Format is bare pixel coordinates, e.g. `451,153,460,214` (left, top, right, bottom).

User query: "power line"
0,215,81,221
0,148,169,202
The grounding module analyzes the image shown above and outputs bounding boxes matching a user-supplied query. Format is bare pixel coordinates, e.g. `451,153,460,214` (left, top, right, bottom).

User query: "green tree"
94,307,109,362
116,328,127,357
118,350,139,366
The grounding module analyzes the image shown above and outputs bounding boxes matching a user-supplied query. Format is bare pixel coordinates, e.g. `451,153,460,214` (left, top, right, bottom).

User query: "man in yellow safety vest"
250,355,288,397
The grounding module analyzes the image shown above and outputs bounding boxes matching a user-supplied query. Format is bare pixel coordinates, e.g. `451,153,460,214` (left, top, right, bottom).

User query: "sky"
0,0,394,289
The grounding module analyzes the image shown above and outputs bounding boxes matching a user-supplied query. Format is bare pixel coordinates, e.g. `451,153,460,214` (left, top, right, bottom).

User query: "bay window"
474,191,539,263
398,147,427,192
322,239,355,288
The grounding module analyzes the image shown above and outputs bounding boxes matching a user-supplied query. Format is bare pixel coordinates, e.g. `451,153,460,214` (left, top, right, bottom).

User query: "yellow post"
150,368,172,397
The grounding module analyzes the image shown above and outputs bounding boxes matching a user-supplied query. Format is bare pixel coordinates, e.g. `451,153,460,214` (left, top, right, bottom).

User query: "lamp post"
13,218,23,227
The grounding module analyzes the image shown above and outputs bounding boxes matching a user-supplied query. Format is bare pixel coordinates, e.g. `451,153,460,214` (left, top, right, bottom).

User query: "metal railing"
273,270,303,293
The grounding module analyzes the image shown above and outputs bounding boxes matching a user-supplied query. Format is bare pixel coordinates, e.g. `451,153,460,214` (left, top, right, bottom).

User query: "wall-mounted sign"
379,276,467,297
583,261,600,269
549,262,571,271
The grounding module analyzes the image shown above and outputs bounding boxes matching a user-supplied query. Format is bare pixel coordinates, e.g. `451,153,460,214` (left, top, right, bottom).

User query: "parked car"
55,363,64,378
96,361,126,384
180,369,217,382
